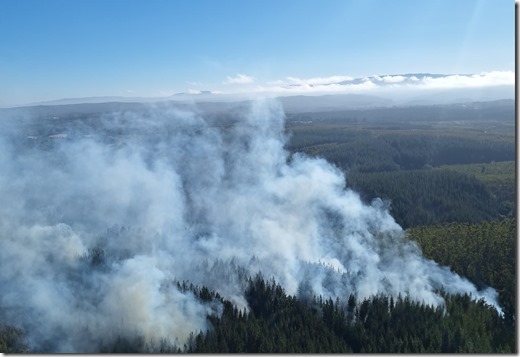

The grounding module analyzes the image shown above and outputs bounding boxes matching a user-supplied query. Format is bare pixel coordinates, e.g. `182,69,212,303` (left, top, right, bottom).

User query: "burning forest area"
0,99,514,353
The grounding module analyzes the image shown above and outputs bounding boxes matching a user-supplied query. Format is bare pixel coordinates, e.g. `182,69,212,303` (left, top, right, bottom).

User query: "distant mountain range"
4,73,514,111
337,73,462,87
17,90,222,107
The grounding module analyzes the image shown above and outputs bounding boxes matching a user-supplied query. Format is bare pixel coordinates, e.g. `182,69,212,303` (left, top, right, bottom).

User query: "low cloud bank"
252,71,514,95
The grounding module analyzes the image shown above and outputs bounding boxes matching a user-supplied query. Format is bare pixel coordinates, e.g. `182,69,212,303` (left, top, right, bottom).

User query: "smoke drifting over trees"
0,99,501,352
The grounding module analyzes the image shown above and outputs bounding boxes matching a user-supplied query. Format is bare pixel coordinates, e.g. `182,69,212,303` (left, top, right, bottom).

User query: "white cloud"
254,79,377,95
199,71,514,98
380,75,406,83
417,71,514,89
224,74,255,85
242,71,515,96
284,75,354,86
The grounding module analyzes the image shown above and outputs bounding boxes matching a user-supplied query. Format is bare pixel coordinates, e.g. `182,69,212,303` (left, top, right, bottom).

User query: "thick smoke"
0,99,500,352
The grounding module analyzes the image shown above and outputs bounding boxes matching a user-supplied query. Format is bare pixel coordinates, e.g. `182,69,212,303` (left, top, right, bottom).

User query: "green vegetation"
286,101,514,172
438,161,515,183
291,132,514,173
99,277,514,353
286,103,515,228
347,169,507,228
0,325,28,353
408,218,516,328
437,161,515,217
191,277,513,353
1,101,515,353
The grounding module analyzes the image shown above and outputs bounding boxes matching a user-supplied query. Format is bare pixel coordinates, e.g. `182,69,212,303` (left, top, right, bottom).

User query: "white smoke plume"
0,99,500,352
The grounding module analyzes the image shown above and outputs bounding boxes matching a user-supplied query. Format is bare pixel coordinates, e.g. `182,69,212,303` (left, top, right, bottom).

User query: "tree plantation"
0,99,515,353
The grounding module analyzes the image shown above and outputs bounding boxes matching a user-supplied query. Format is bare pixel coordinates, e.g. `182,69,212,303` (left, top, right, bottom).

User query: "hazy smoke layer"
0,99,499,352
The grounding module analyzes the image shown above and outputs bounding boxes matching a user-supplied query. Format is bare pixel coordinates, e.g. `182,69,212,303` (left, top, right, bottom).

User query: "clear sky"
0,0,515,106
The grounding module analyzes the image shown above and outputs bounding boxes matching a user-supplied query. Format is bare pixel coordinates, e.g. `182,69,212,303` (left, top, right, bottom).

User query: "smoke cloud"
0,99,500,352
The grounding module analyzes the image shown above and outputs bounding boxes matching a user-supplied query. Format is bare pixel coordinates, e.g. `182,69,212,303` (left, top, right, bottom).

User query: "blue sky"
0,0,515,105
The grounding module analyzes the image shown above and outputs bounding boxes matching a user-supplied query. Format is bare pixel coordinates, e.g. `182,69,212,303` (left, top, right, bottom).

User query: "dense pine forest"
95,219,517,353
89,275,511,353
408,218,516,328
187,276,513,353
0,100,516,353
1,273,514,353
